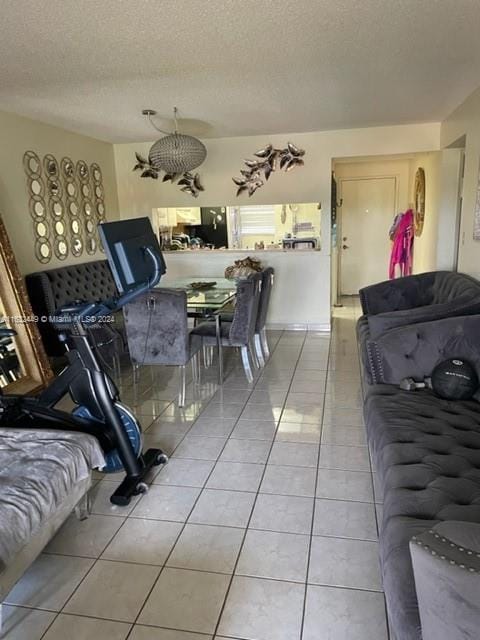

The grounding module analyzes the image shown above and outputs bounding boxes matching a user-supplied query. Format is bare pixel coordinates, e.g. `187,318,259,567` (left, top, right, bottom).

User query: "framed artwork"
414,168,426,237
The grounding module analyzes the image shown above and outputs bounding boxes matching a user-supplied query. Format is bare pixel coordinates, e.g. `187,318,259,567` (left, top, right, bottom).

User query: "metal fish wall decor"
132,153,204,198
232,142,305,197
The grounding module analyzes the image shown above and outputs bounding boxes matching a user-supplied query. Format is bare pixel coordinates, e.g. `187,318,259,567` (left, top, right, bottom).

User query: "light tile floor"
3,296,390,639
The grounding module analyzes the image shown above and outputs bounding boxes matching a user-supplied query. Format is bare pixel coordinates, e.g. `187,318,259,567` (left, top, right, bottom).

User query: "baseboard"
267,322,331,332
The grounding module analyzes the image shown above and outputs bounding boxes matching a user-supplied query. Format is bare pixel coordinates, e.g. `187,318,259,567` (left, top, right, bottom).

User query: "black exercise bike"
0,236,168,506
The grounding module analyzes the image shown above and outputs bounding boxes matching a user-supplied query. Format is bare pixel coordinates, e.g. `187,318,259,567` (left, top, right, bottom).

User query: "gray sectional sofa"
358,271,480,384
357,271,480,640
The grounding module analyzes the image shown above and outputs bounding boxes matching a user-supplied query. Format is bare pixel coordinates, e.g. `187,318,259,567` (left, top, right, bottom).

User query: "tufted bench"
358,271,480,383
25,260,125,361
364,384,480,639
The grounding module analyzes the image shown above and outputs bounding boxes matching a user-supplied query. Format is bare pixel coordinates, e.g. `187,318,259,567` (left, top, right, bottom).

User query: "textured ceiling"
1,0,480,142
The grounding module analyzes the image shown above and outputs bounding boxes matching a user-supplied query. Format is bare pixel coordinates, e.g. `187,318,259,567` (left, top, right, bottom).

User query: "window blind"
238,205,276,235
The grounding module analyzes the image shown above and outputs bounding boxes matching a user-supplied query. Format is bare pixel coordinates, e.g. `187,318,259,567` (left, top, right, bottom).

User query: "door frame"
337,175,399,296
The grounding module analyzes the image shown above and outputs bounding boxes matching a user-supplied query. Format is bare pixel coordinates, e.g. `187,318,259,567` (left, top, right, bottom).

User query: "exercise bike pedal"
109,447,167,505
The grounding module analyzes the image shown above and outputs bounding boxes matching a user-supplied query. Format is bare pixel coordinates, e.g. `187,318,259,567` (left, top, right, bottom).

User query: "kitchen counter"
162,249,330,331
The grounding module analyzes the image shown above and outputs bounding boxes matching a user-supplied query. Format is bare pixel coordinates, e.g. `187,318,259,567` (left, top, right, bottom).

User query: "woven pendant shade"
149,133,207,174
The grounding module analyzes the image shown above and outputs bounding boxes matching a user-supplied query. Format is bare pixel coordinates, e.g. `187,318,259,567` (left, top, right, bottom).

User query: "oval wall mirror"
36,222,48,237
33,201,45,217
67,182,76,196
30,180,42,195
69,202,79,216
72,237,83,256
71,219,80,234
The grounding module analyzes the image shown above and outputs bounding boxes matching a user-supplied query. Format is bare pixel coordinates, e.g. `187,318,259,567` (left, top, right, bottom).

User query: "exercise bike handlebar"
56,246,163,326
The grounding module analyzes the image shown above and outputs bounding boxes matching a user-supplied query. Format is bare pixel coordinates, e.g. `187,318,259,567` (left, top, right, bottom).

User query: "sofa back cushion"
432,271,480,304
367,295,480,340
365,314,480,385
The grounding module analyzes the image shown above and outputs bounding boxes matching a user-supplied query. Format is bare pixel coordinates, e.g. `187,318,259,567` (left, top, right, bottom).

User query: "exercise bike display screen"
99,217,166,293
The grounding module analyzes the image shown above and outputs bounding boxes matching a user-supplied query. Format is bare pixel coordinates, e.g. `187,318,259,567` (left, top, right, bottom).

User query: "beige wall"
441,87,480,278
334,157,413,213
0,109,119,275
114,122,440,256
114,123,439,322
333,152,441,285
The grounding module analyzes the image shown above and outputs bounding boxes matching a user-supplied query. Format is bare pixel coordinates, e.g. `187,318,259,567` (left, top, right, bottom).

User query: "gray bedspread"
0,429,105,568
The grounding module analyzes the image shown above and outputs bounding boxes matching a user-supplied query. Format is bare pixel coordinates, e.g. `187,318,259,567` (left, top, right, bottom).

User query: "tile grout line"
298,328,331,640
37,349,257,639
210,330,310,639
124,331,287,638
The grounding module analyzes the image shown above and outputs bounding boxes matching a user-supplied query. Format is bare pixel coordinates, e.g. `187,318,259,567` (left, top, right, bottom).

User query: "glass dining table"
156,277,237,382
156,277,237,316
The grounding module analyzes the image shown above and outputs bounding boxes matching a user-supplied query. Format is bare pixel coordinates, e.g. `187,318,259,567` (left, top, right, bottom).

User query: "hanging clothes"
389,209,414,279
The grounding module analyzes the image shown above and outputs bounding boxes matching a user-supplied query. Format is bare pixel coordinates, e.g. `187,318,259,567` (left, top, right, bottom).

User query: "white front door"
339,177,396,295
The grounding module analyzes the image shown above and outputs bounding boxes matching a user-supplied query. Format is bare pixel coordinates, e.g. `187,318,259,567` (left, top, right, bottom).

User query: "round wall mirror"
34,201,45,217
72,237,83,256
36,222,48,237
86,237,96,254
30,180,42,195
77,161,88,180
62,158,74,178
36,239,52,263
44,156,58,177
55,238,68,259
53,202,63,216
49,181,60,196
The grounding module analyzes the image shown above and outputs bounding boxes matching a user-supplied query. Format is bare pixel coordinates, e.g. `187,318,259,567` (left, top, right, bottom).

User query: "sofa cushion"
367,295,480,339
365,314,480,385
364,384,480,640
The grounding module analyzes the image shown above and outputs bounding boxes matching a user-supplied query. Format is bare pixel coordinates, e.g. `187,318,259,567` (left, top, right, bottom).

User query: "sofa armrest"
410,522,480,640
359,272,436,316
365,314,480,384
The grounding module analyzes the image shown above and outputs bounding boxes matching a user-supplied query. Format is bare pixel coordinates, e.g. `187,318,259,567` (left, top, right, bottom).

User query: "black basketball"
431,358,479,400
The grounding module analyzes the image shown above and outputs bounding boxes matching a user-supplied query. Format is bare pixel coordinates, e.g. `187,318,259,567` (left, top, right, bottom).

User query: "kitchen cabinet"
174,207,201,225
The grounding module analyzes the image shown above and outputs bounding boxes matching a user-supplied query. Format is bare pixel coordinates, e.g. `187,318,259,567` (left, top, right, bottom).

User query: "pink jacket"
389,209,414,279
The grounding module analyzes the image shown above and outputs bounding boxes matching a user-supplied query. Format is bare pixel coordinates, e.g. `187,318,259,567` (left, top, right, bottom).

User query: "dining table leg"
215,313,223,385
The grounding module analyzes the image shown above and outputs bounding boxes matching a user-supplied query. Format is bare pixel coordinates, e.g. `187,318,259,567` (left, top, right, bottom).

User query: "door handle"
342,244,350,249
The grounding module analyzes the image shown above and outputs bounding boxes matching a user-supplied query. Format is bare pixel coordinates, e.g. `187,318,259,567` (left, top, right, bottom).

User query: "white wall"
436,149,463,270
0,109,119,274
441,87,480,278
114,122,440,325
162,250,330,330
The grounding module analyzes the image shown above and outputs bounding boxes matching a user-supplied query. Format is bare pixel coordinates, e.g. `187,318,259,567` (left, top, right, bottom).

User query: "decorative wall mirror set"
24,151,106,263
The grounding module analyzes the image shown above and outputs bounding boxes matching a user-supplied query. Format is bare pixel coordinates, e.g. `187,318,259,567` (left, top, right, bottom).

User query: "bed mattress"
0,429,104,568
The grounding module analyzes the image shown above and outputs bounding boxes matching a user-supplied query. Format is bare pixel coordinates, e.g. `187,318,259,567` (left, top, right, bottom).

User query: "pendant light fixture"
133,107,206,197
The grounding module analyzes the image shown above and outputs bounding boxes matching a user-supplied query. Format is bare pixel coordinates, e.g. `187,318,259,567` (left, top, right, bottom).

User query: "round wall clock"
414,167,426,237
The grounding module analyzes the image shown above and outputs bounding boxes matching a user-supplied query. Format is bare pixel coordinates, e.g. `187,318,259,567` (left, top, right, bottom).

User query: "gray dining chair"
123,289,201,407
191,272,262,383
254,267,274,366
